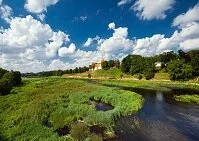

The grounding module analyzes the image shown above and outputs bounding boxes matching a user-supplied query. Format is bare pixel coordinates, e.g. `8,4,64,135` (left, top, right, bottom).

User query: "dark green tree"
101,61,109,70
114,60,120,68
167,60,193,80
121,55,132,73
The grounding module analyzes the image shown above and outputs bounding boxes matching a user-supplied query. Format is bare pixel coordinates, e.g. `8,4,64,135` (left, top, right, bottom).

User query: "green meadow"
0,77,143,141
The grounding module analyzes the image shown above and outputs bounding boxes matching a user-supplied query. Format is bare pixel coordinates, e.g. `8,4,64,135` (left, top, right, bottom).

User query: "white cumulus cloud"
0,15,70,72
132,0,175,20
83,38,93,47
108,22,115,29
83,36,100,47
98,23,133,59
0,0,12,22
173,4,199,27
25,0,59,13
58,43,76,57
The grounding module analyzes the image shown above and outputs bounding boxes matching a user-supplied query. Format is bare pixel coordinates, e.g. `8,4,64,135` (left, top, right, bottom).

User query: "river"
114,87,199,141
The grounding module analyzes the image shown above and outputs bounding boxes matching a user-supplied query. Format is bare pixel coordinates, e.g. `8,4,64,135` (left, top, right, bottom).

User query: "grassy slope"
0,77,143,141
64,67,131,79
154,73,170,80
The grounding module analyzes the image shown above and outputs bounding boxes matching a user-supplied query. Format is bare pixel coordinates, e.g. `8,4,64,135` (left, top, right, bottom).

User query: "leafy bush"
134,73,142,80
0,68,8,79
167,60,193,80
0,69,22,95
88,73,91,78
0,78,12,95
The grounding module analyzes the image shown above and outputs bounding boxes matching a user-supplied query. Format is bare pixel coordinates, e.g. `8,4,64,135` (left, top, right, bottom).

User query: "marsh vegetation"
0,77,143,141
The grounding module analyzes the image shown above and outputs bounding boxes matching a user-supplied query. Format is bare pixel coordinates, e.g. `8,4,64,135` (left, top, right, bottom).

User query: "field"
0,77,143,141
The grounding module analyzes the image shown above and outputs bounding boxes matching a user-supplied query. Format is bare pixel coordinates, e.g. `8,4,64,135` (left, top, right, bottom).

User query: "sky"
0,0,199,73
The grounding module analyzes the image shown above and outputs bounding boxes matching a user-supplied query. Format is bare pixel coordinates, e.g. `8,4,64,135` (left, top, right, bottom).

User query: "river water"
114,87,199,141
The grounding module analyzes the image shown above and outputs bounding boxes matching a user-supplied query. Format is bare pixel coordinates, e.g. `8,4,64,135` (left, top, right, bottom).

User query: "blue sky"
0,0,199,72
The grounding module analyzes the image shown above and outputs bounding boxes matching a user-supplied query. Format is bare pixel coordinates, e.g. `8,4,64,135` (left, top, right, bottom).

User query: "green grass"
154,73,170,80
0,77,143,141
174,95,199,104
98,79,199,91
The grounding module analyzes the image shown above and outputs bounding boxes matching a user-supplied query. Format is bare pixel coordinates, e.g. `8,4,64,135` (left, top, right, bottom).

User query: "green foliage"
167,60,193,80
101,60,120,70
0,78,12,95
121,49,199,81
121,55,132,73
188,50,199,76
174,95,199,104
0,78,143,140
0,68,8,79
23,66,89,77
159,51,178,64
121,55,155,80
0,69,22,95
134,73,143,80
70,122,89,141
86,134,103,141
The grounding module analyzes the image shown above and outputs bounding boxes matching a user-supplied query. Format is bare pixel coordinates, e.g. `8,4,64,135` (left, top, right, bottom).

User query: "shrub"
88,73,91,78
70,123,89,141
0,79,12,95
134,73,142,80
0,68,8,79
120,74,123,79
167,60,193,81
0,69,22,95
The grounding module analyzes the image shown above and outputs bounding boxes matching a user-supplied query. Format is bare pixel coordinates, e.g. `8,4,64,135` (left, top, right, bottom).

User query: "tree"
74,67,79,73
178,50,190,62
108,60,115,68
160,51,178,63
101,61,109,70
114,60,120,68
167,60,193,80
188,50,199,76
121,55,132,73
0,78,12,95
13,71,22,85
0,68,8,79
130,55,145,75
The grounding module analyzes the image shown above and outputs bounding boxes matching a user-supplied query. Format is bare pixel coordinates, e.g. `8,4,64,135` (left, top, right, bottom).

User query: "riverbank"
175,95,199,104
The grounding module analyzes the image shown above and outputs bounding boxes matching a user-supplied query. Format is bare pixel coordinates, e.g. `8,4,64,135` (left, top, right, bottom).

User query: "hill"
64,67,131,79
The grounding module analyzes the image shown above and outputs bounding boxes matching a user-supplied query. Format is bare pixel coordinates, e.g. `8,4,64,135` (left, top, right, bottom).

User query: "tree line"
22,66,89,77
20,49,199,81
0,68,22,95
121,50,199,80
101,60,120,70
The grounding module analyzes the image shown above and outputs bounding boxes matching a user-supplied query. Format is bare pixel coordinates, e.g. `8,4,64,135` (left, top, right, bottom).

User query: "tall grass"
0,77,143,140
174,94,199,104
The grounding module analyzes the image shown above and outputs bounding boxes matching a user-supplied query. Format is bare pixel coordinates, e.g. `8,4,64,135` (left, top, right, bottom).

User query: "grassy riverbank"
175,95,199,104
0,77,143,141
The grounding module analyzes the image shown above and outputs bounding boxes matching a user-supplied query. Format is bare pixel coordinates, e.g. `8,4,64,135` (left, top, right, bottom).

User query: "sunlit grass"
174,94,199,104
0,77,143,140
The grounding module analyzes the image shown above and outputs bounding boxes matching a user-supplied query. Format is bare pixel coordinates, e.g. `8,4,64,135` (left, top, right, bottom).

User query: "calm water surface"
114,87,199,141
